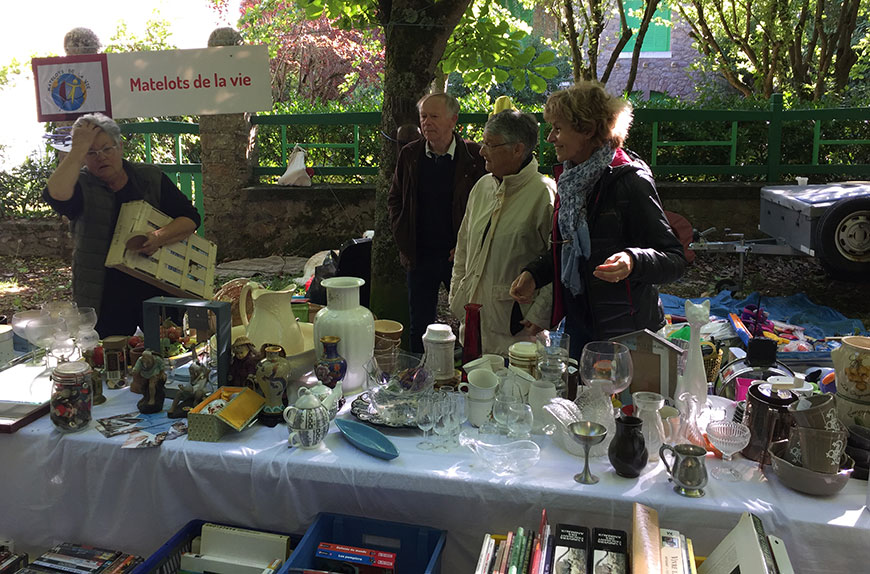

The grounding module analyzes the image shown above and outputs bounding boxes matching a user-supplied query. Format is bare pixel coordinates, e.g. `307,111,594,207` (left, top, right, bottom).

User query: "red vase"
462,303,483,367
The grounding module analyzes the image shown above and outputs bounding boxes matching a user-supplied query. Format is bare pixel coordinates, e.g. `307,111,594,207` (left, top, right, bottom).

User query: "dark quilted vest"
72,162,163,312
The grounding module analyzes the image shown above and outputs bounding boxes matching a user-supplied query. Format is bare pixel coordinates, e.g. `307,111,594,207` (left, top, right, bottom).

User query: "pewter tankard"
660,443,708,498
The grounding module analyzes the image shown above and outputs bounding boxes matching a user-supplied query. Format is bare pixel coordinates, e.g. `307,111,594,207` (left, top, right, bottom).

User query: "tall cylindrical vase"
313,277,374,395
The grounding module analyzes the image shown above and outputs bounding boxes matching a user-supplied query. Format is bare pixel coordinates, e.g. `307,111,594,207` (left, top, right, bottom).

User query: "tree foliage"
237,0,384,103
676,0,865,101
539,0,665,93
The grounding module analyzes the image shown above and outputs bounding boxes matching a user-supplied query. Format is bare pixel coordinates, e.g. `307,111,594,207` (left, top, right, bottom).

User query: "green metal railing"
120,121,204,236
121,95,870,188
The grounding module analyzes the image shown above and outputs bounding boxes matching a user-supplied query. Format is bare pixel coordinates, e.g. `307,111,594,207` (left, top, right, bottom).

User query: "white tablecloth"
1,388,868,573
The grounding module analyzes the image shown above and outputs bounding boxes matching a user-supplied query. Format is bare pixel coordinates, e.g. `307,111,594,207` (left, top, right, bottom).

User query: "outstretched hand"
593,251,634,283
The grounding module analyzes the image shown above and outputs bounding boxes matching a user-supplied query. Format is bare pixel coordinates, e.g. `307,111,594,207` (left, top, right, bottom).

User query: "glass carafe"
632,391,666,462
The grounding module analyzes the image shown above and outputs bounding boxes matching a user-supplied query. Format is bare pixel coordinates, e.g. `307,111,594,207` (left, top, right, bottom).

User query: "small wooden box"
188,387,265,442
105,200,217,299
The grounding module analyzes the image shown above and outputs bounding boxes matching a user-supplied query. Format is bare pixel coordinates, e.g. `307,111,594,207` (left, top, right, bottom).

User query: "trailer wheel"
814,197,870,280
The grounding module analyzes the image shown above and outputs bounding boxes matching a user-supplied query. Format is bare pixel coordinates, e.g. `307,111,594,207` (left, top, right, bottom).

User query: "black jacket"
387,134,487,269
526,150,686,341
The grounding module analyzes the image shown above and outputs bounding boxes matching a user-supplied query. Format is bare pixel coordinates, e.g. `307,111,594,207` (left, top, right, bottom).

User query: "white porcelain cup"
467,396,494,427
483,353,506,372
459,369,499,400
795,177,808,186
463,356,493,373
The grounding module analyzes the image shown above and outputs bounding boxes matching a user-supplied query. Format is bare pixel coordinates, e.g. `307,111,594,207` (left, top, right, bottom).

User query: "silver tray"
350,391,417,428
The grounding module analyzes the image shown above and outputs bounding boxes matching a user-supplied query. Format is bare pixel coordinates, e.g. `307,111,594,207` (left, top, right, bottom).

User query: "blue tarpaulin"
660,291,867,340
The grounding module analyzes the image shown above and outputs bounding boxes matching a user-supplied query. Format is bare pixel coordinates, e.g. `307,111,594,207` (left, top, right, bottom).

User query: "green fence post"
767,94,783,182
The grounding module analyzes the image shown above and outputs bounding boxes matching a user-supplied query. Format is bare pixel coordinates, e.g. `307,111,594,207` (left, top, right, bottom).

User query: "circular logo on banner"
50,73,87,111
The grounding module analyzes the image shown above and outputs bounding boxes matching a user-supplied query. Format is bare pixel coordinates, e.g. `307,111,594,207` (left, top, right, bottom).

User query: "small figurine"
132,349,167,414
230,336,261,389
168,347,210,418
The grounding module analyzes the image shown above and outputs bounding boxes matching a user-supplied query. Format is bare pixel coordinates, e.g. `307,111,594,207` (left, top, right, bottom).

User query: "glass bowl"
364,352,433,425
459,431,541,476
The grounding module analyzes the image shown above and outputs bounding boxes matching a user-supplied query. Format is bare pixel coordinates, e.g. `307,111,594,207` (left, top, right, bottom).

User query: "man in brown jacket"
388,93,487,353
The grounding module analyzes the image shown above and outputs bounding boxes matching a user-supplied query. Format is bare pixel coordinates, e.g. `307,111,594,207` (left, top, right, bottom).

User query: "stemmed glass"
449,392,467,447
706,421,752,481
507,403,533,439
569,421,608,484
11,310,48,361
415,393,436,450
25,316,65,370
432,394,455,452
42,300,76,320
577,341,633,455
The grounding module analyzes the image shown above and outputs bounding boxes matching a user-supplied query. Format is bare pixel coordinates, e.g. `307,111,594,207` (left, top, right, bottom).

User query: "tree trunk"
370,0,472,328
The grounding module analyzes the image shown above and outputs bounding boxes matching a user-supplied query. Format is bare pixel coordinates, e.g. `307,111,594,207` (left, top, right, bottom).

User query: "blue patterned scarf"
557,145,616,296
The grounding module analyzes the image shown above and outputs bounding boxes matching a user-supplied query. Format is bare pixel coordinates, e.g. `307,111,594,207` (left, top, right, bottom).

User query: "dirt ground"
1,252,867,331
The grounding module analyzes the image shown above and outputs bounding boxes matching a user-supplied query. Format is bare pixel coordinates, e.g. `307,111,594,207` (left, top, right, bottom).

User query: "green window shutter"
622,0,671,53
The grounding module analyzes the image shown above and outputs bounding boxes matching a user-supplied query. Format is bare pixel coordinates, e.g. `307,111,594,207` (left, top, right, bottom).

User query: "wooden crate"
105,200,217,299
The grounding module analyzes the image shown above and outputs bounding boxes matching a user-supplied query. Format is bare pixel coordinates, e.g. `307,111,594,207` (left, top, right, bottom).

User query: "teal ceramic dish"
335,418,399,460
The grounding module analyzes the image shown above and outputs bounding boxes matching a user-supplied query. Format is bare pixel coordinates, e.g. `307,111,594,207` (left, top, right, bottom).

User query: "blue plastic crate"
278,512,446,574
132,519,301,574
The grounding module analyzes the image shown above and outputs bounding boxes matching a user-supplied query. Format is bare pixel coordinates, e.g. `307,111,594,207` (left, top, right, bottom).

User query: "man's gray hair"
417,92,460,116
484,110,539,161
73,113,122,145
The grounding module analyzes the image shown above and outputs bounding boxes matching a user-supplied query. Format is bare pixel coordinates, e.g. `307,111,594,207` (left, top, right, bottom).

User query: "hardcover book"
697,512,779,574
590,528,627,574
631,502,661,574
550,524,589,574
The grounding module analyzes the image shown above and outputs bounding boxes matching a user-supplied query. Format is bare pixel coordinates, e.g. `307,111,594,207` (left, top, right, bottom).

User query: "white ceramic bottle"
312,277,375,395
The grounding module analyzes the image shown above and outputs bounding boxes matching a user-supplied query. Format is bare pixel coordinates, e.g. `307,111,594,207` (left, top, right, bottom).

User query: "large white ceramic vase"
313,277,375,395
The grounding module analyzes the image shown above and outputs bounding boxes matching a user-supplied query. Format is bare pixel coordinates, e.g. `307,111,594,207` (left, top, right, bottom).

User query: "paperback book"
550,524,589,574
590,528,627,574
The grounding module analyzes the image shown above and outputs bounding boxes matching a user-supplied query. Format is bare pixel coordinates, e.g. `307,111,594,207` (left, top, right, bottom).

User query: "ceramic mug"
660,443,708,498
483,353,506,372
467,396,494,427
788,394,840,431
463,356,493,374
796,426,847,473
459,369,499,400
288,427,326,450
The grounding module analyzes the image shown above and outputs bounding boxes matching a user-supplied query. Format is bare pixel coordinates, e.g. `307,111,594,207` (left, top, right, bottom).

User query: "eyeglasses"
481,141,514,150
85,145,118,158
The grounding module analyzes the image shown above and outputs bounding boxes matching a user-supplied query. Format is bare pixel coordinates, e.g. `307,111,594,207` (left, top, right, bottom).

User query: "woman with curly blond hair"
510,82,686,357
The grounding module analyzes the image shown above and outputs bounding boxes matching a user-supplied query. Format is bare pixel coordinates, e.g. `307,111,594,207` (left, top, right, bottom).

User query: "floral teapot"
283,387,330,449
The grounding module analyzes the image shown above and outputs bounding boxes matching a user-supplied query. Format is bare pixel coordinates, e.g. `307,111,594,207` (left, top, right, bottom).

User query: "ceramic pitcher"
240,281,304,356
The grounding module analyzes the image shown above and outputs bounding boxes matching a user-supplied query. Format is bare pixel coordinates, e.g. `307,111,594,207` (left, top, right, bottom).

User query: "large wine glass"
577,341,633,456
706,421,751,481
25,316,64,370
11,310,48,361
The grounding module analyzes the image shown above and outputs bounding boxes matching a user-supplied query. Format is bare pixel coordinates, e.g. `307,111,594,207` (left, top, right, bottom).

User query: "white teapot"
283,388,330,449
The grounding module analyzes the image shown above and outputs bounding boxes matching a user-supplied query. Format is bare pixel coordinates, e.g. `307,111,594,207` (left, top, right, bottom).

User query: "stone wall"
1,184,762,262
0,218,72,259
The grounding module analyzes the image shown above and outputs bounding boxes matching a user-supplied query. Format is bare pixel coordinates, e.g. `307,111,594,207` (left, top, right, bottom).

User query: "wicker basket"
105,200,217,299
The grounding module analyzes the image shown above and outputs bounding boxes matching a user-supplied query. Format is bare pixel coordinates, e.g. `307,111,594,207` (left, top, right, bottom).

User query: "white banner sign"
107,45,272,118
33,46,272,121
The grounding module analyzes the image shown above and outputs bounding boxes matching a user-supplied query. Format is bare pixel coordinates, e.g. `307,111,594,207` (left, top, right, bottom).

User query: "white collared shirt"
425,137,456,160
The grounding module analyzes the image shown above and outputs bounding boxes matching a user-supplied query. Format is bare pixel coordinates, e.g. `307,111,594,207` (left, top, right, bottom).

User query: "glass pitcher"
632,391,666,462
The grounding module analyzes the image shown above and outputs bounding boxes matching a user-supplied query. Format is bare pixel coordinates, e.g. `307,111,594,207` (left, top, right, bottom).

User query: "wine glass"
578,341,633,454
569,421,608,484
25,316,64,369
449,392,467,447
42,300,76,320
507,403,533,439
11,310,48,360
706,421,751,481
432,394,454,453
415,393,436,450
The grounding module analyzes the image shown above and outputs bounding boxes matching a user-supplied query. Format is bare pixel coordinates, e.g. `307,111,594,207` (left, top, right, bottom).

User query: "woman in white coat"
449,110,556,355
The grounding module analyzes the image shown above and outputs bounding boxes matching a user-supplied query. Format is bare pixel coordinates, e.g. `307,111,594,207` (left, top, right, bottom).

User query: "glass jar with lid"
50,361,93,432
